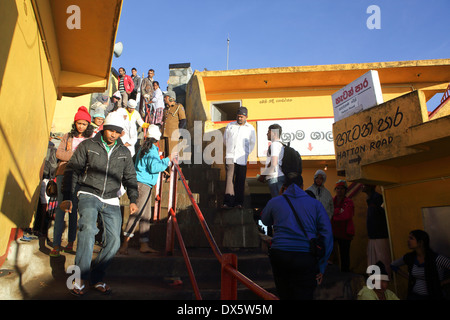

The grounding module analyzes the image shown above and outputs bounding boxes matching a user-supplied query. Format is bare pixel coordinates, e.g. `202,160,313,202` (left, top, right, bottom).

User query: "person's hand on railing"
169,152,178,163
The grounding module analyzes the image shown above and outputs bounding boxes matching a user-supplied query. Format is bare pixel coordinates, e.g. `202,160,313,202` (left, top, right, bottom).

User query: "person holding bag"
260,173,333,300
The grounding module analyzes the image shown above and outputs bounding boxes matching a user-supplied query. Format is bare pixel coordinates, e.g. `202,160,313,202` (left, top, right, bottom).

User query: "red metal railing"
347,182,363,199
161,157,279,300
428,83,450,119
441,83,450,104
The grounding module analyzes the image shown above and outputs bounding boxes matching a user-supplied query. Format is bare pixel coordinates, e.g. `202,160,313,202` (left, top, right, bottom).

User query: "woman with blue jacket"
119,124,173,254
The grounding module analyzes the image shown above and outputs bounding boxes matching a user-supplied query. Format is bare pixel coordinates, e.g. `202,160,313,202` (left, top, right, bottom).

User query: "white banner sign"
332,70,383,122
257,118,335,158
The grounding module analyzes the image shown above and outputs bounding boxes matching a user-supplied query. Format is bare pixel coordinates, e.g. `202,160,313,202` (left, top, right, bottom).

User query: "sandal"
93,282,112,295
70,282,86,297
49,248,61,257
63,245,75,254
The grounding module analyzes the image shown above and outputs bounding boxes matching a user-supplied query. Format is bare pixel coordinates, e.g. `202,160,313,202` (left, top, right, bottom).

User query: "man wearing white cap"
119,124,174,255
61,111,138,296
118,99,150,156
125,99,149,128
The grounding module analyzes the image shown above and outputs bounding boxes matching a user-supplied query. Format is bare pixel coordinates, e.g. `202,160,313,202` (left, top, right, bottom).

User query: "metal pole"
227,34,230,70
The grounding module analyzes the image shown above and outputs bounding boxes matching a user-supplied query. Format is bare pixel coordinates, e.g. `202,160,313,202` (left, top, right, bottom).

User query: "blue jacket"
134,144,170,187
261,184,333,273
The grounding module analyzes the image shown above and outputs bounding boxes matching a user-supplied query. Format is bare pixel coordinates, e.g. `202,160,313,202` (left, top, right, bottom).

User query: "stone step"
0,239,276,300
125,207,263,250
0,237,365,300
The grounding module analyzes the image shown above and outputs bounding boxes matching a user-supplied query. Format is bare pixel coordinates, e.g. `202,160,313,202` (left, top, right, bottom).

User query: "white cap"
103,111,125,133
373,274,390,282
146,124,162,141
112,90,121,99
127,99,137,109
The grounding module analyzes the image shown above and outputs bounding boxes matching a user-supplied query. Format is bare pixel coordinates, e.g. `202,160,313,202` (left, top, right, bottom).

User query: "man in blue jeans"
61,111,138,296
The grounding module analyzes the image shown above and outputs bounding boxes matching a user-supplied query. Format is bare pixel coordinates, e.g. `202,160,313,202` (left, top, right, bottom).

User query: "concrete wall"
0,0,121,262
0,0,58,256
168,63,193,108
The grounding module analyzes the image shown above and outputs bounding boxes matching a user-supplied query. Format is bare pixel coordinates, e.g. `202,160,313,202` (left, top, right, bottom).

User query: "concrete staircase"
138,164,263,251
0,163,365,300
0,237,364,300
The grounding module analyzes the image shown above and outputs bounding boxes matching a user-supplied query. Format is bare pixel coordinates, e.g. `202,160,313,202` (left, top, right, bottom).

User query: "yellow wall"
382,156,450,299
53,75,118,134
0,0,57,256
53,95,92,133
0,0,121,259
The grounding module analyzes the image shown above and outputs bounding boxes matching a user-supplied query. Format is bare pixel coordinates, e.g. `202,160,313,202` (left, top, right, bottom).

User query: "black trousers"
224,163,247,207
335,238,351,272
269,249,318,300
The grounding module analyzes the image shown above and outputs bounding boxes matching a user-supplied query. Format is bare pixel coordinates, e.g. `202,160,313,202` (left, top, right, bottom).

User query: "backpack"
281,142,302,176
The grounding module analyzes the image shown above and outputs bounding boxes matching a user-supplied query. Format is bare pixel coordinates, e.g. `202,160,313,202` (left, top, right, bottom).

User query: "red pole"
169,208,203,300
165,162,178,256
152,172,163,221
221,253,238,300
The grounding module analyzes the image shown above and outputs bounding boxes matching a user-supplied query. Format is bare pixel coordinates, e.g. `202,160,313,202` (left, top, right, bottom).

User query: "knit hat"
93,113,105,119
92,108,105,119
103,111,124,133
127,99,137,109
74,106,91,123
146,124,162,141
335,180,348,189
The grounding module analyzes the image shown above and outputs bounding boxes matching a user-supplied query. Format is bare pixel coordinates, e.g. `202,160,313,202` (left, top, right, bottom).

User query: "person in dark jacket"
61,111,138,296
362,184,391,276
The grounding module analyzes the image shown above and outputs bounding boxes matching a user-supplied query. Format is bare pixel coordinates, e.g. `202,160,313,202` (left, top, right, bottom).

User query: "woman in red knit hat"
50,106,94,257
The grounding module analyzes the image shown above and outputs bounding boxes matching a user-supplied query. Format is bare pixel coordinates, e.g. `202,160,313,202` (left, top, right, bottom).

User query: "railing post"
165,162,178,256
221,253,238,300
152,172,163,221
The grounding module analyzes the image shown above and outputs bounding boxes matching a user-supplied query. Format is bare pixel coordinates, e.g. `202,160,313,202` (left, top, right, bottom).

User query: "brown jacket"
162,103,186,138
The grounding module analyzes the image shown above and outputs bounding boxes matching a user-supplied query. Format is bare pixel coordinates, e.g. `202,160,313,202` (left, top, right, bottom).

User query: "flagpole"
227,34,230,70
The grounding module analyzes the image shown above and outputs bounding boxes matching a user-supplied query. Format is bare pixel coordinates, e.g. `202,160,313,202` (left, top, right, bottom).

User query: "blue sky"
114,0,450,110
